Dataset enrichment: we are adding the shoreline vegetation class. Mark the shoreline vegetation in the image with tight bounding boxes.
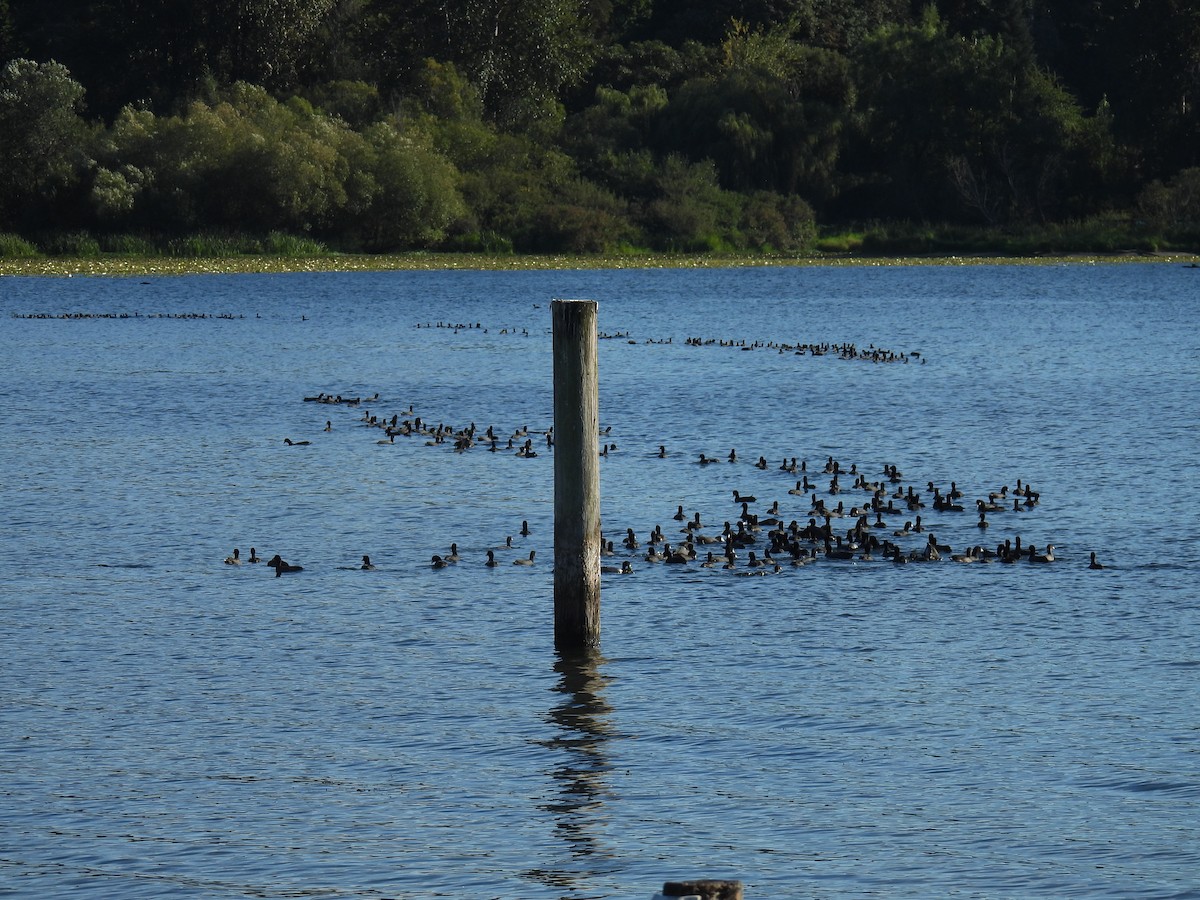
[3,249,1197,278]
[5,10,1199,278]
[3,225,1198,278]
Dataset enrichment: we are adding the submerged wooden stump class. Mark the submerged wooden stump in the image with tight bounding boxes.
[662,879,744,900]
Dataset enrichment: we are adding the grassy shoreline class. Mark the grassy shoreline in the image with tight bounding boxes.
[2,249,1199,277]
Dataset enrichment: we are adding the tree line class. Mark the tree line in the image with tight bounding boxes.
[1,0,1198,255]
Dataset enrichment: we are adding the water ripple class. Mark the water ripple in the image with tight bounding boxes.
[2,264,1197,898]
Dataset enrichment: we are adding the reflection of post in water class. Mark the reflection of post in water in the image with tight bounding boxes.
[547,649,612,856]
[526,648,614,892]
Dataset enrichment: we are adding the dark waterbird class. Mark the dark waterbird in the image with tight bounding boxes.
[267,554,303,576]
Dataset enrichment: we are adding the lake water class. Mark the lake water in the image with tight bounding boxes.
[1,262,1198,899]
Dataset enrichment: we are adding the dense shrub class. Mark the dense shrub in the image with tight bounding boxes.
[99,233,157,255]
[739,192,817,252]
[0,232,40,257]
[263,231,329,255]
[166,233,260,257]
[1138,168,1200,233]
[526,178,635,253]
[36,230,101,256]
[94,83,468,249]
[639,155,742,251]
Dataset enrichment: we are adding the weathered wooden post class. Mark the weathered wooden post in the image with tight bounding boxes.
[552,299,601,650]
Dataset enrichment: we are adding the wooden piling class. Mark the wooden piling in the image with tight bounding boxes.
[552,299,601,650]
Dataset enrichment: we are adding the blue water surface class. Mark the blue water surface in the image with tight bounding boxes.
[1,262,1198,898]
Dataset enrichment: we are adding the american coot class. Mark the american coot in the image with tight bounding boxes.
[267,554,303,576]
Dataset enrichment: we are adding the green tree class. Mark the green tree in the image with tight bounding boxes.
[584,0,653,44]
[632,0,764,45]
[651,20,853,202]
[850,9,1114,223]
[356,120,467,249]
[562,82,668,181]
[298,79,382,129]
[97,83,469,247]
[359,0,594,130]
[295,0,376,86]
[0,58,94,229]
[399,59,618,251]
[1039,0,1200,178]
[582,39,709,99]
[799,0,914,51]
[10,0,339,117]
[0,0,17,61]
[627,0,910,48]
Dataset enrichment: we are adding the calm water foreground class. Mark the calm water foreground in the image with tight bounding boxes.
[1,263,1198,899]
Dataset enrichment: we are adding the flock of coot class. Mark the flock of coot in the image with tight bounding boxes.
[234,367,1107,575]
